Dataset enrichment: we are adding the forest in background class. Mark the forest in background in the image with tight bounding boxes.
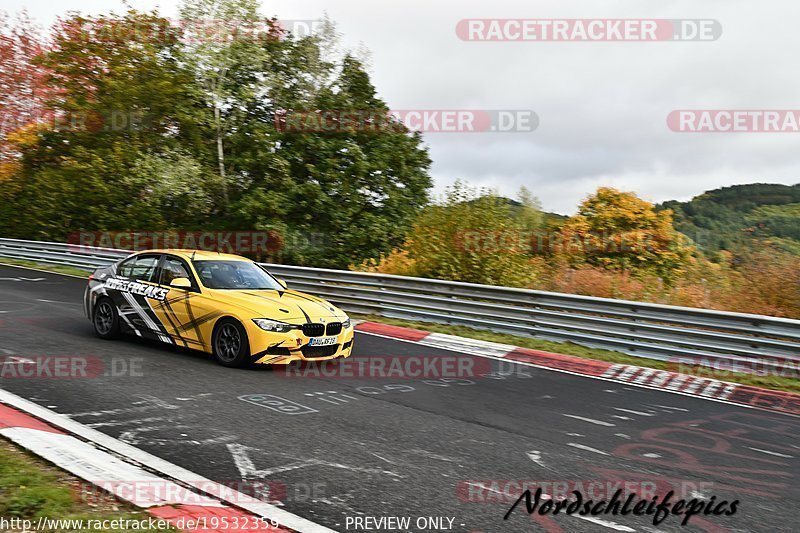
[1,2,798,318]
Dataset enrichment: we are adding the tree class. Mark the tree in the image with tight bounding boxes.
[0,12,50,162]
[7,10,210,239]
[179,0,278,207]
[558,187,692,283]
[360,182,541,287]
[271,55,431,267]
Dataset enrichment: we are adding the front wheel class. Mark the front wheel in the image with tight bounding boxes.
[93,298,120,340]
[212,319,251,368]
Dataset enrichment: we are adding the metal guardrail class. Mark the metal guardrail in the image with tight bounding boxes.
[1,237,799,371]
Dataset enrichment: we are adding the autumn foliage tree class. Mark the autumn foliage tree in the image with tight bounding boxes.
[555,187,692,283]
[358,182,544,287]
[0,12,50,162]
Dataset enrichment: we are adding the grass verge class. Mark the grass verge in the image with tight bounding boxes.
[0,437,176,531]
[353,314,800,394]
[0,257,90,277]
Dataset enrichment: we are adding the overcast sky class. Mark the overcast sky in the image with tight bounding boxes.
[4,0,799,213]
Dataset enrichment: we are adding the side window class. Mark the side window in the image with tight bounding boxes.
[160,257,195,289]
[117,258,135,278]
[119,255,159,282]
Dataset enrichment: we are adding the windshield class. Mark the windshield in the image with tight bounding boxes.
[193,260,283,290]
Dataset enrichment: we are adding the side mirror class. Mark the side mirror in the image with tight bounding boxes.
[170,277,192,289]
[276,278,288,289]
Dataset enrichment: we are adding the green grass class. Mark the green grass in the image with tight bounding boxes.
[0,257,90,277]
[0,437,176,531]
[353,314,800,394]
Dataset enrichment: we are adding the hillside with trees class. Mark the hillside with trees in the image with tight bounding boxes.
[359,183,800,318]
[660,183,800,256]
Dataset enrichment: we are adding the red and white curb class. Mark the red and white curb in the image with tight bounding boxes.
[0,389,336,533]
[355,322,800,417]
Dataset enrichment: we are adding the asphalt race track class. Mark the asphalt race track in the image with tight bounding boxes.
[0,264,797,533]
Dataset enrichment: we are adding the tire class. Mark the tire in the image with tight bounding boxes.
[93,297,120,340]
[212,318,251,368]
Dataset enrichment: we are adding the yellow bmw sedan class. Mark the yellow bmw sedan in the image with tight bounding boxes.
[83,250,354,367]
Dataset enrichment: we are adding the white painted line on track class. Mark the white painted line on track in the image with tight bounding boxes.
[562,414,615,427]
[577,516,636,531]
[0,426,222,508]
[567,443,610,455]
[746,447,793,458]
[613,408,655,417]
[357,330,800,418]
[0,388,337,533]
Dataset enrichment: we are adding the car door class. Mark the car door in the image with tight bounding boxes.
[152,254,220,351]
[111,253,173,342]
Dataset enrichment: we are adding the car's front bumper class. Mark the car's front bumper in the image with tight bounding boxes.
[248,324,356,365]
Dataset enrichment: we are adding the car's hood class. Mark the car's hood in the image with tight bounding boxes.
[210,288,345,322]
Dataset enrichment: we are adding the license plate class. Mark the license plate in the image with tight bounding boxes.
[308,336,337,346]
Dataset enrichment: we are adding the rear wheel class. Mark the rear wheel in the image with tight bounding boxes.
[93,298,120,339]
[212,319,251,368]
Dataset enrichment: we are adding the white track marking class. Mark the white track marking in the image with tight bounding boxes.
[68,395,179,418]
[370,452,397,465]
[577,516,636,531]
[567,443,609,455]
[86,417,166,428]
[563,414,615,427]
[747,447,793,458]
[36,298,79,305]
[614,408,655,417]
[526,450,547,468]
[228,443,403,479]
[0,427,221,508]
[649,404,689,412]
[0,390,335,533]
[357,330,798,418]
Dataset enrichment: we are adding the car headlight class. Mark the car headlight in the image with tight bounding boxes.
[342,318,351,329]
[252,318,295,333]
